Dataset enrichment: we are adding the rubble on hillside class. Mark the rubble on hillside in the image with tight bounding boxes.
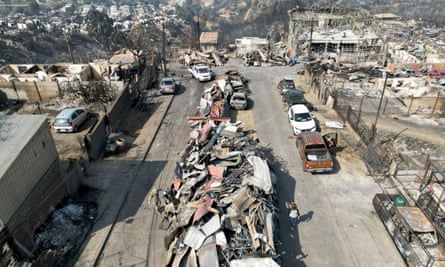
[179,50,227,67]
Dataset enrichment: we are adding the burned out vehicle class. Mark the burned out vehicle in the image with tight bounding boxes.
[373,193,445,267]
[230,92,248,110]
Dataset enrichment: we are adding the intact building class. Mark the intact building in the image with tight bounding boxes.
[0,115,69,258]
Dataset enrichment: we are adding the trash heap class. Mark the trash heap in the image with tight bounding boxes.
[156,91,280,266]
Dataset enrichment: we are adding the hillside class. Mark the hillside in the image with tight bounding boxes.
[1,0,443,65]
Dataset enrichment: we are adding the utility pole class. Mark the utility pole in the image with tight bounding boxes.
[372,71,388,140]
[162,23,167,77]
[197,12,201,51]
[64,32,75,64]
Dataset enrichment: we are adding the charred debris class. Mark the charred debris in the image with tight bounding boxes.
[154,72,281,267]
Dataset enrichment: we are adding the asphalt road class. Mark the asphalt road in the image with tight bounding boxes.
[75,59,406,267]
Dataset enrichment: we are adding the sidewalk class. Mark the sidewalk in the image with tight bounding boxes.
[74,94,174,266]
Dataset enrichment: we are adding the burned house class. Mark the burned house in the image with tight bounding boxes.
[235,37,269,57]
[288,8,384,61]
[0,115,73,259]
[200,31,219,53]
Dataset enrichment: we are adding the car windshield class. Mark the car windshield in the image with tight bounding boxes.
[198,68,209,73]
[294,112,312,122]
[233,96,245,101]
[162,80,174,86]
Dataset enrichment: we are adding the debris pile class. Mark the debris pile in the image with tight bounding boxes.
[218,70,251,111]
[31,200,97,265]
[190,81,231,121]
[181,50,227,67]
[243,49,287,67]
[155,116,280,266]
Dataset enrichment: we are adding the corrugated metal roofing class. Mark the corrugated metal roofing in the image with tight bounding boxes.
[0,115,48,179]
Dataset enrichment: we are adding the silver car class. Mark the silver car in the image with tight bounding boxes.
[53,107,90,133]
[159,77,176,94]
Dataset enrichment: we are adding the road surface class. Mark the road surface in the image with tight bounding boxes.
[75,59,405,267]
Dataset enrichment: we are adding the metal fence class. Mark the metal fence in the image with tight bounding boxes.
[333,92,389,175]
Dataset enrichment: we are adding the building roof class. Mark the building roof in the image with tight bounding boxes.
[109,50,138,65]
[0,115,48,179]
[373,13,400,20]
[200,32,218,44]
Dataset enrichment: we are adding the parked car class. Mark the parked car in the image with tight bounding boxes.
[189,64,212,82]
[368,66,393,78]
[159,77,177,94]
[230,92,248,110]
[282,90,314,111]
[295,131,336,173]
[436,40,445,46]
[288,104,317,135]
[394,65,416,77]
[400,65,415,74]
[53,107,90,133]
[277,76,297,95]
[427,69,444,78]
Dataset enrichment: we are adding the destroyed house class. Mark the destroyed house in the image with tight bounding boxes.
[235,37,269,56]
[200,31,219,53]
[288,8,383,57]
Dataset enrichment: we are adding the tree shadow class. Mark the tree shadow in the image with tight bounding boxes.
[299,211,314,223]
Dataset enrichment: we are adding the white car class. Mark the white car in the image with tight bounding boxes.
[288,104,317,135]
[53,107,90,133]
[189,64,212,82]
